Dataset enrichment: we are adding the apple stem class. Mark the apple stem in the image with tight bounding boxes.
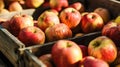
[67,42,72,47]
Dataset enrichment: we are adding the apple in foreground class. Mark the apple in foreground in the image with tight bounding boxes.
[18,26,45,47]
[49,0,68,11]
[88,36,117,63]
[94,7,110,24]
[45,23,72,42]
[80,12,104,33]
[38,54,53,67]
[9,14,34,36]
[79,45,88,57]
[79,56,109,67]
[52,40,83,67]
[37,10,60,32]
[60,7,81,29]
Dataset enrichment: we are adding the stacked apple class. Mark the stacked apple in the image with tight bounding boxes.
[38,35,118,67]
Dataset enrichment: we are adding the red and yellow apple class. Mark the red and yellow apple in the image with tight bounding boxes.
[88,36,117,63]
[18,26,45,47]
[52,40,83,67]
[60,7,81,29]
[9,14,34,36]
[79,56,109,67]
[37,10,60,32]
[45,23,72,42]
[80,12,104,33]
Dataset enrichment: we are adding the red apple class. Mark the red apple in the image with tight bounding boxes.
[52,40,83,67]
[80,12,104,33]
[25,0,44,8]
[45,23,72,42]
[88,36,117,63]
[79,56,109,67]
[94,7,110,24]
[18,26,45,47]
[49,0,69,11]
[9,14,34,36]
[102,21,120,46]
[37,10,60,32]
[60,7,81,29]
[69,2,85,13]
[8,1,23,12]
[38,54,53,67]
[79,45,88,57]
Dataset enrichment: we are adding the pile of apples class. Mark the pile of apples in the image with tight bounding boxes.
[38,35,120,67]
[0,0,44,14]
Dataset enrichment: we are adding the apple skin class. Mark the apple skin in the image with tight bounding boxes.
[79,45,88,57]
[52,40,83,67]
[88,36,117,63]
[18,26,45,47]
[94,7,110,24]
[60,7,81,29]
[45,23,72,42]
[38,54,53,67]
[0,0,4,10]
[49,0,69,11]
[69,2,85,13]
[8,1,23,12]
[79,56,109,67]
[0,9,9,14]
[80,12,104,33]
[37,10,60,32]
[102,21,120,46]
[9,14,34,36]
[25,0,44,8]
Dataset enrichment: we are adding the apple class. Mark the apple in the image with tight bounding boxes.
[114,15,120,24]
[60,7,81,29]
[37,10,60,32]
[38,54,53,67]
[102,21,120,46]
[9,14,34,36]
[79,56,109,67]
[94,7,110,24]
[18,26,45,46]
[1,20,10,30]
[8,1,23,12]
[79,45,88,57]
[88,36,117,63]
[0,0,4,10]
[80,12,104,33]
[45,23,72,42]
[0,9,9,14]
[47,9,59,16]
[25,0,44,8]
[69,2,85,13]
[52,40,83,67]
[49,0,69,11]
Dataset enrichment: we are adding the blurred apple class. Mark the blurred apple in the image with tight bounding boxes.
[94,7,110,24]
[79,45,88,57]
[18,26,45,46]
[80,12,104,33]
[8,1,23,12]
[60,7,81,29]
[1,20,10,30]
[79,56,109,67]
[52,40,83,67]
[37,10,60,32]
[25,0,44,8]
[49,0,68,11]
[69,2,85,13]
[9,14,34,36]
[88,36,117,63]
[114,15,120,24]
[38,54,53,67]
[0,0,4,10]
[0,9,9,14]
[45,23,72,42]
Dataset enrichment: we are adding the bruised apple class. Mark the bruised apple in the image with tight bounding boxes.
[79,56,109,67]
[88,36,117,63]
[9,14,34,36]
[60,7,81,29]
[52,40,83,67]
[45,23,72,42]
[80,12,104,33]
[37,10,60,32]
[49,0,68,11]
[18,26,45,46]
